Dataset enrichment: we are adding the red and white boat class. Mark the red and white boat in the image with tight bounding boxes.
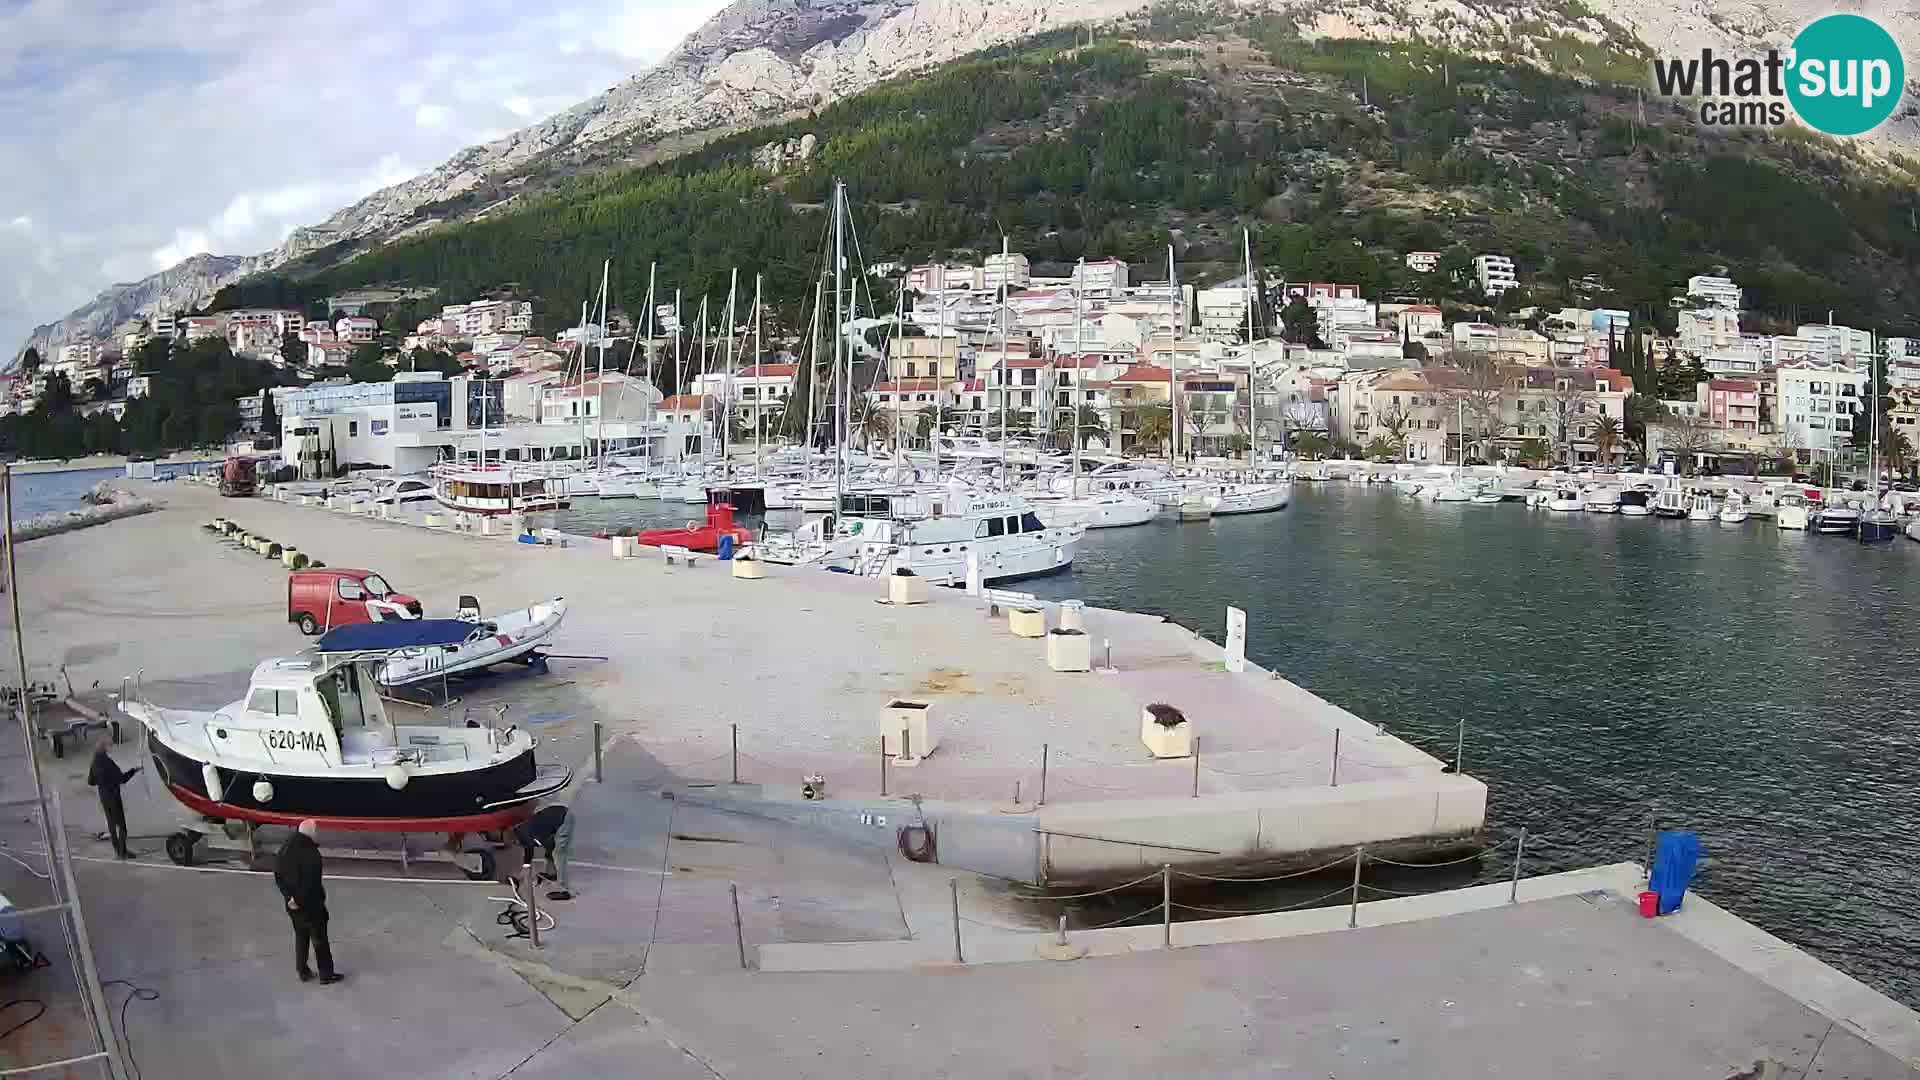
[431,463,568,515]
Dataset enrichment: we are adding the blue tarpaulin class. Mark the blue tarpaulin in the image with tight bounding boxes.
[315,619,473,653]
[1650,830,1701,915]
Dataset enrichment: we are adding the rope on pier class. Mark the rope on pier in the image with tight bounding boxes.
[1080,902,1168,930]
[1045,772,1158,794]
[1170,884,1356,917]
[1363,838,1508,869]
[1003,870,1164,901]
[1172,852,1357,883]
[1356,882,1426,898]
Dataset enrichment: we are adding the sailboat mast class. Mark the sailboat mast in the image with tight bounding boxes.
[1167,243,1178,466]
[892,283,904,474]
[721,269,738,461]
[934,281,945,479]
[998,233,1010,492]
[1243,228,1256,466]
[753,272,763,476]
[1072,257,1083,496]
[833,180,847,498]
[806,272,824,481]
[576,298,590,464]
[593,260,610,471]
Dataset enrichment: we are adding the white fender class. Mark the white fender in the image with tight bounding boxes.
[202,764,225,803]
[384,764,411,791]
[252,780,274,803]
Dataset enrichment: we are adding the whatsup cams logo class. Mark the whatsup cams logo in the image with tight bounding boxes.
[1651,14,1906,136]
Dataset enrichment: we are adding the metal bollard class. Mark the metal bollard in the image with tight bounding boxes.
[731,882,748,969]
[1645,810,1657,882]
[1056,913,1069,947]
[731,723,739,784]
[880,736,888,797]
[1347,846,1363,928]
[951,878,964,963]
[525,864,541,948]
[1103,639,1112,669]
[1191,736,1200,798]
[1453,719,1465,775]
[1161,864,1172,949]
[592,721,603,783]
[1510,828,1526,904]
[1038,742,1049,806]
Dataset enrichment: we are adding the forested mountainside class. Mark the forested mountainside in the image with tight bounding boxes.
[210,8,1920,340]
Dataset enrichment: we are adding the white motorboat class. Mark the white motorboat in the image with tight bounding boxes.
[838,492,1082,585]
[117,646,572,834]
[371,477,437,507]
[1205,484,1290,515]
[1582,487,1621,514]
[1427,481,1473,503]
[1547,487,1583,512]
[1812,499,1862,534]
[1906,517,1920,543]
[363,598,568,687]
[1031,492,1159,529]
[1717,491,1750,524]
[596,472,659,499]
[1618,490,1652,517]
[1686,491,1716,520]
[1653,488,1688,519]
[432,464,568,515]
[1775,491,1811,530]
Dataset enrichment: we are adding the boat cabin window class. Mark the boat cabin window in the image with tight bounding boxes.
[1005,515,1019,534]
[337,578,365,601]
[1020,512,1044,533]
[247,689,298,715]
[978,517,1005,538]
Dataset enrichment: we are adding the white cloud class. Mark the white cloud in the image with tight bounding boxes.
[0,0,721,352]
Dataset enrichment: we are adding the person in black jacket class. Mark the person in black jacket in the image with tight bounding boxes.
[513,804,573,901]
[274,820,341,984]
[85,735,139,858]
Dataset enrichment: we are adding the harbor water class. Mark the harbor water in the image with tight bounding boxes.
[26,470,1920,1005]
[549,482,1920,1004]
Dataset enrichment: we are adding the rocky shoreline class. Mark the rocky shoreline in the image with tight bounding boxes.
[11,480,157,545]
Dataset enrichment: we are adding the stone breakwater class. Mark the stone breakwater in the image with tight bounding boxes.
[11,480,157,543]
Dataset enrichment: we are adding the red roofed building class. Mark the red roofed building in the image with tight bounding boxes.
[867,378,952,420]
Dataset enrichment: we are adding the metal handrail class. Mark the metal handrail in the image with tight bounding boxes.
[1032,827,1222,856]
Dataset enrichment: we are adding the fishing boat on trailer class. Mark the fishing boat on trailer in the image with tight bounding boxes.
[432,463,568,515]
[117,646,572,847]
[314,599,569,687]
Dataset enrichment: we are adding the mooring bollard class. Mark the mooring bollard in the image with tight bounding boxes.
[1645,810,1657,882]
[1348,846,1364,928]
[592,721,603,783]
[951,878,964,964]
[731,723,739,784]
[879,736,888,797]
[1510,827,1527,904]
[1038,742,1049,806]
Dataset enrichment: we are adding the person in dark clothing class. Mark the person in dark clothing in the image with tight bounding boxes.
[274,820,341,984]
[512,804,573,901]
[85,735,139,858]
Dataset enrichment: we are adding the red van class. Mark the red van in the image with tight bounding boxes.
[287,569,423,636]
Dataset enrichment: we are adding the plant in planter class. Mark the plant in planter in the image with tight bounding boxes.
[1140,702,1192,758]
[1045,626,1091,672]
[731,547,766,579]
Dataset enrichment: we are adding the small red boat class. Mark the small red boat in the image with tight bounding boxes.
[633,490,754,553]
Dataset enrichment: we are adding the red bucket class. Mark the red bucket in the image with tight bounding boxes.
[1638,890,1659,919]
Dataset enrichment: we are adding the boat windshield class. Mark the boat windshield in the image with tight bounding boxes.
[363,574,391,597]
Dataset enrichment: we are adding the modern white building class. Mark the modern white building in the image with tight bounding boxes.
[1795,323,1873,365]
[1404,251,1441,273]
[1071,258,1129,295]
[1685,275,1743,310]
[149,311,177,338]
[1396,305,1444,340]
[1776,362,1868,455]
[1195,287,1249,340]
[1678,307,1742,354]
[335,317,379,343]
[1473,254,1518,296]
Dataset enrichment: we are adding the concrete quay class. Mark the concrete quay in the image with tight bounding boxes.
[4,482,1920,1077]
[21,480,1484,885]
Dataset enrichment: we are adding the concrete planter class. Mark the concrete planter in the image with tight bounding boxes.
[880,699,937,763]
[1140,703,1192,759]
[480,516,498,536]
[1058,599,1086,633]
[423,513,443,529]
[281,549,302,568]
[610,536,637,559]
[1046,628,1091,672]
[328,496,350,512]
[731,557,766,580]
[300,495,316,507]
[1009,607,1047,638]
[888,571,929,605]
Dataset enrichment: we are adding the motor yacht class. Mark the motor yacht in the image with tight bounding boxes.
[1717,491,1750,524]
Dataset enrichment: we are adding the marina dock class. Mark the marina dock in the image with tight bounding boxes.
[4,481,1919,1077]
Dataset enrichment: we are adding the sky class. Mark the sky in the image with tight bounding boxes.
[0,0,727,353]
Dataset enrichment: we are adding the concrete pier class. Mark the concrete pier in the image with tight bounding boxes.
[5,482,1919,1078]
[19,481,1483,885]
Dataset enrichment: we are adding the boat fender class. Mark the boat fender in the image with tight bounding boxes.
[252,780,274,804]
[202,764,224,803]
[385,764,411,791]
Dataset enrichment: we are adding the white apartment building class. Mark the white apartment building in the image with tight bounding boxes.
[1473,254,1518,296]
[149,311,177,338]
[183,316,222,340]
[1776,362,1867,455]
[1195,287,1249,340]
[1685,274,1743,310]
[57,341,95,372]
[1678,307,1742,353]
[1312,297,1377,345]
[537,371,663,426]
[1404,251,1441,273]
[1396,305,1443,340]
[1795,323,1873,365]
[1071,258,1129,295]
[982,252,1032,292]
[904,264,983,294]
[335,316,378,343]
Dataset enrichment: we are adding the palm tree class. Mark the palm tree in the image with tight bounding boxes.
[1590,415,1621,464]
[1071,404,1108,450]
[1291,431,1330,460]
[1133,407,1173,456]
[851,394,891,449]
[1364,435,1400,462]
[1884,430,1914,478]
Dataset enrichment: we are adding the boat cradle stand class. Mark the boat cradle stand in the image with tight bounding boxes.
[165,820,502,882]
